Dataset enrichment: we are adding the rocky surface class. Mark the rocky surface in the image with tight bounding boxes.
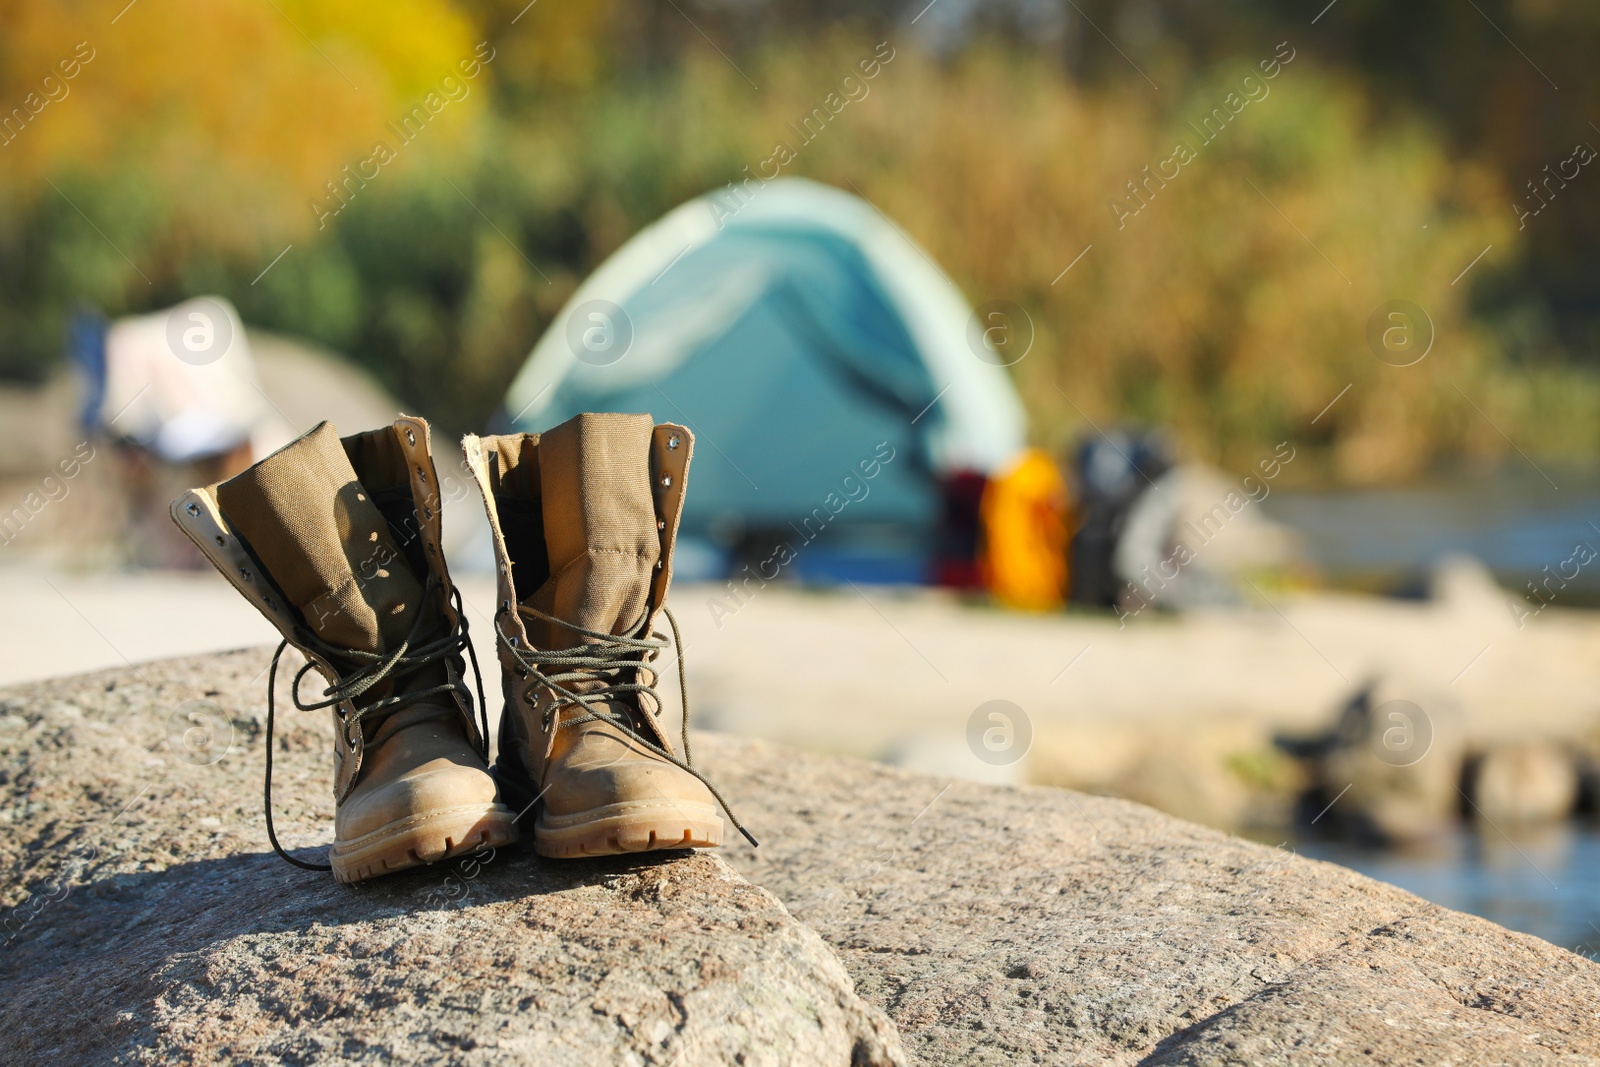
[3,650,1599,1066]
[9,567,1600,842]
[0,651,905,1066]
[705,734,1600,1066]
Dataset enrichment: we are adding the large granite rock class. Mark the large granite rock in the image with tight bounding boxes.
[4,650,1598,1066]
[704,735,1600,1066]
[0,651,905,1066]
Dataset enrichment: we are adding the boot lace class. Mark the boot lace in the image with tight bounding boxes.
[262,575,489,871]
[497,603,758,848]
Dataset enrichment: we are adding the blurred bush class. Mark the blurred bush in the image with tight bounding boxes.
[0,2,1594,481]
[0,0,484,373]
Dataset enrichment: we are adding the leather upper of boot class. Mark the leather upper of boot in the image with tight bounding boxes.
[535,723,715,826]
[333,708,502,840]
[214,421,490,821]
[217,422,425,657]
[488,413,717,818]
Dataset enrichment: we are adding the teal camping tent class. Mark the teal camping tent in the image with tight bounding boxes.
[499,179,1027,581]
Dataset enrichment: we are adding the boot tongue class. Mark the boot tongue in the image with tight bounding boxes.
[217,422,427,657]
[528,412,659,650]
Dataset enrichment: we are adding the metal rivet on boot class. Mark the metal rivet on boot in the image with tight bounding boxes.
[184,502,200,517]
[416,466,428,483]
[239,567,252,581]
[405,428,416,446]
[667,434,681,450]
[214,535,226,546]
[660,475,672,488]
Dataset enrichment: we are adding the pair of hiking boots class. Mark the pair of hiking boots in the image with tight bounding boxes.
[171,412,750,884]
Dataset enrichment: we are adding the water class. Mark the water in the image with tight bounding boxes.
[1261,465,1600,601]
[1261,467,1600,954]
[1300,825,1600,956]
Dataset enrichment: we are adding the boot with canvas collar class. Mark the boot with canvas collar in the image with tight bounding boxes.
[462,412,755,858]
[171,416,517,883]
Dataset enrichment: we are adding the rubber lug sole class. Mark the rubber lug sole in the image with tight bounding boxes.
[534,799,722,859]
[329,803,519,885]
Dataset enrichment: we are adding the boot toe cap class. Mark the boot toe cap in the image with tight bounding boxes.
[541,728,717,819]
[336,757,503,841]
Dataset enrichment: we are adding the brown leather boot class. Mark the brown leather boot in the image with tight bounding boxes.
[172,416,517,883]
[462,412,754,858]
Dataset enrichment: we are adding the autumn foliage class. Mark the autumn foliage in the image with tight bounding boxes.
[0,1,1593,482]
